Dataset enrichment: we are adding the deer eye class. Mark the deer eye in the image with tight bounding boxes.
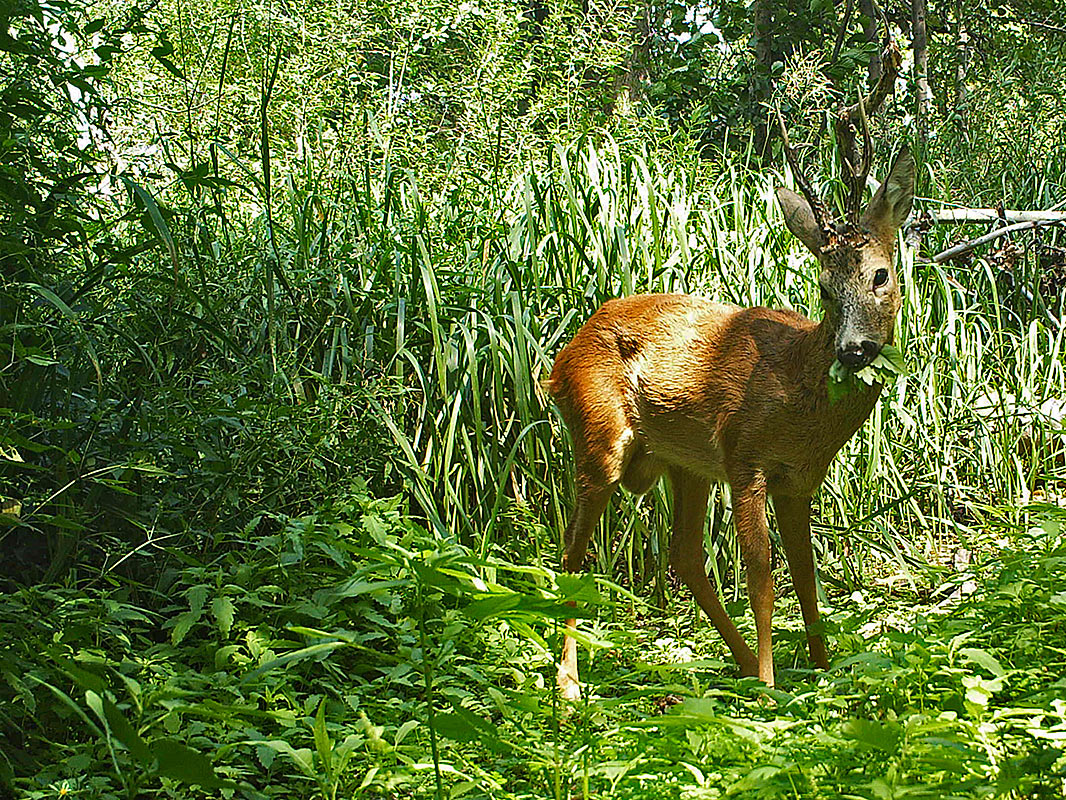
[873,268,890,289]
[819,284,833,303]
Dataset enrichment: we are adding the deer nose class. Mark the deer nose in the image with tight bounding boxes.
[837,340,880,369]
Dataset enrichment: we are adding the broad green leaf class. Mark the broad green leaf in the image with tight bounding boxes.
[829,359,850,383]
[55,658,107,693]
[827,344,906,403]
[171,609,201,645]
[394,719,419,746]
[211,596,235,636]
[313,700,332,776]
[828,372,851,405]
[876,343,908,374]
[149,44,186,80]
[960,647,1006,678]
[152,739,230,789]
[463,593,521,619]
[434,713,479,743]
[186,583,210,615]
[94,693,153,764]
[358,767,380,792]
[842,719,901,754]
[121,178,180,274]
[962,674,1003,707]
[239,641,346,684]
[555,573,602,602]
[463,592,595,622]
[247,741,316,777]
[255,744,275,769]
[315,578,407,605]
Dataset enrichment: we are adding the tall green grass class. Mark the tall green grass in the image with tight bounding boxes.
[260,134,1066,603]
[24,116,1060,600]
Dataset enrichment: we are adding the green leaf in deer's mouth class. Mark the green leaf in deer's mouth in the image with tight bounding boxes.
[828,344,907,404]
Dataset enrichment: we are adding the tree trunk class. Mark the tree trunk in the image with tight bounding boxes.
[859,0,881,85]
[912,0,933,137]
[954,0,970,139]
[615,1,653,111]
[752,0,776,155]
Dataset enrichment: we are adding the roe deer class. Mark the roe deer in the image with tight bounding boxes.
[546,68,913,694]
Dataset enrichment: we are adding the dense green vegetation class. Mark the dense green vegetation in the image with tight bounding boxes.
[2,0,1066,796]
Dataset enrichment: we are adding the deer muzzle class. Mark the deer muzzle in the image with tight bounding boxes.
[836,339,881,369]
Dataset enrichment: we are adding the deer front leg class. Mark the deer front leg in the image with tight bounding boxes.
[667,467,758,677]
[733,474,775,686]
[773,494,829,670]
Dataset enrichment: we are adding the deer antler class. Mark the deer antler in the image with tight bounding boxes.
[840,91,873,224]
[776,105,835,244]
[776,13,901,235]
[834,24,902,226]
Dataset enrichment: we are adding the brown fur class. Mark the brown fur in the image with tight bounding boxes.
[550,149,916,691]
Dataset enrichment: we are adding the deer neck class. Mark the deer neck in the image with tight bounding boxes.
[800,317,838,386]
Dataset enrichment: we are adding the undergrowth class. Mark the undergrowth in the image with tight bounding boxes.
[4,482,1065,798]
[4,0,1066,795]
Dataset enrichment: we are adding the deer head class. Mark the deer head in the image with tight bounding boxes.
[774,43,914,370]
[777,148,914,369]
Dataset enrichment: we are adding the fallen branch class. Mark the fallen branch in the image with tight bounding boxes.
[930,209,1066,224]
[932,218,1066,263]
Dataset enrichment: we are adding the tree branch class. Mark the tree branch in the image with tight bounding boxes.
[931,218,1066,263]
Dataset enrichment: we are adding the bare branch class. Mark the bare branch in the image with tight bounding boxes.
[932,218,1066,263]
[843,37,902,125]
[928,209,1066,224]
[829,0,856,70]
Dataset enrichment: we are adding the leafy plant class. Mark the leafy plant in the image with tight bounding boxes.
[828,342,908,404]
[3,0,1066,796]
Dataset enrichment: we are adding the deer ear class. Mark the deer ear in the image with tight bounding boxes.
[776,187,825,256]
[863,146,915,237]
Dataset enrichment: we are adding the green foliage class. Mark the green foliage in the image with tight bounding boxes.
[5,484,1066,797]
[828,344,907,405]
[3,0,1066,795]
[0,482,603,797]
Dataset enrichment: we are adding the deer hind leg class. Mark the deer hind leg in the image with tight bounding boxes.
[772,494,829,669]
[556,407,632,700]
[667,467,758,677]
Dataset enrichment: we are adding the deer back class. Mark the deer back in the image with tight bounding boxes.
[547,292,887,497]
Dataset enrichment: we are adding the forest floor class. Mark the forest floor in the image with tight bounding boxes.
[9,490,1065,799]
